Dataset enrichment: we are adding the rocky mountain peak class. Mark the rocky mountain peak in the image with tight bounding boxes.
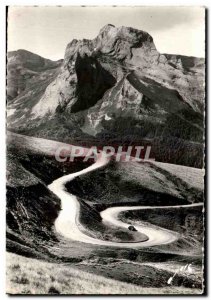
[64,24,157,65]
[7,25,205,166]
[99,23,115,31]
[97,24,154,47]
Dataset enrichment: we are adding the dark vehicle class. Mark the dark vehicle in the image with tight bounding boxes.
[128,225,137,232]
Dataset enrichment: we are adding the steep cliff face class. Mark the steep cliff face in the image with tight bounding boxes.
[30,25,158,118]
[7,25,205,166]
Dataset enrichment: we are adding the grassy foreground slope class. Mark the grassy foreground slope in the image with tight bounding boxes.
[7,253,202,295]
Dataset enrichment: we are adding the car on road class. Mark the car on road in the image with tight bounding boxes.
[128,225,137,232]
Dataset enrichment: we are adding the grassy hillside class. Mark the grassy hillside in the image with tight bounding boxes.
[7,253,203,295]
[6,132,91,258]
[66,160,204,207]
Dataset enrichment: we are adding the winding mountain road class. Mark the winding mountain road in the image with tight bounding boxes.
[48,153,202,248]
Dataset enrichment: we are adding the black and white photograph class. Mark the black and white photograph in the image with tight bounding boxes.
[6,6,205,295]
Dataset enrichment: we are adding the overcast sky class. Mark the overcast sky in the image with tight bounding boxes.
[7,6,205,60]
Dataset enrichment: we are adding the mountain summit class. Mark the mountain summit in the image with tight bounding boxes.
[7,25,205,167]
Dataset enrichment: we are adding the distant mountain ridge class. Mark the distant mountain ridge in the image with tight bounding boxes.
[7,49,62,101]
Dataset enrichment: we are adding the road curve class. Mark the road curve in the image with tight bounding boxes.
[48,153,201,248]
[100,203,203,245]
